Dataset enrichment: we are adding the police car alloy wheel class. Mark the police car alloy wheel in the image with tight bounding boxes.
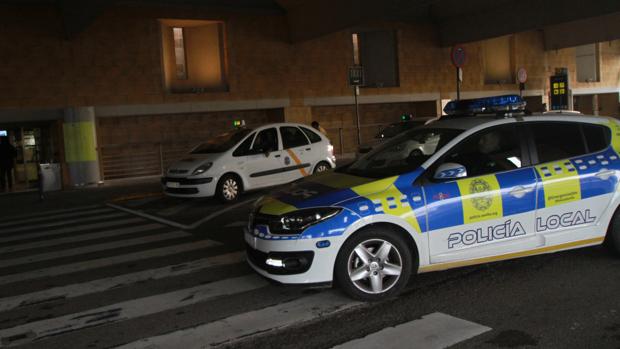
[314,162,330,174]
[335,227,414,301]
[605,208,620,256]
[217,174,241,203]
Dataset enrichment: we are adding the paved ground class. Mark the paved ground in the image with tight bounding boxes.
[0,179,619,349]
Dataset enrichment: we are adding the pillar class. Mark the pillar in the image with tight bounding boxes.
[63,106,101,186]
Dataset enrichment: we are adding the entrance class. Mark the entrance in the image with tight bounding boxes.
[0,122,60,192]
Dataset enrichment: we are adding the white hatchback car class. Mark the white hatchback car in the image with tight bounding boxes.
[162,123,336,202]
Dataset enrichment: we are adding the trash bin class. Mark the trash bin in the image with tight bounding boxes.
[39,163,62,192]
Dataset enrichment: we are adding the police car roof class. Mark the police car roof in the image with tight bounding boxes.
[426,113,610,131]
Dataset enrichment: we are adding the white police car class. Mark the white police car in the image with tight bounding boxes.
[162,123,336,202]
[246,95,620,300]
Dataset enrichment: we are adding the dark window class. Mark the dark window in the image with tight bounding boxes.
[582,124,610,153]
[353,30,399,88]
[253,128,278,153]
[300,127,322,143]
[441,125,522,178]
[530,123,586,163]
[232,132,255,157]
[281,127,309,149]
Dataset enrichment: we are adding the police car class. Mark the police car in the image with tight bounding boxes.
[245,95,620,301]
[162,122,336,202]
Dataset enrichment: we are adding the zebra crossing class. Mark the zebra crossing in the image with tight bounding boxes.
[0,204,491,349]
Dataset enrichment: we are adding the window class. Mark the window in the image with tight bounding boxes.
[576,43,600,83]
[253,128,279,153]
[232,132,256,157]
[352,30,399,88]
[160,19,228,93]
[300,127,322,143]
[343,128,462,179]
[441,125,522,178]
[483,35,514,84]
[582,124,610,153]
[281,127,309,149]
[172,28,188,80]
[530,123,585,163]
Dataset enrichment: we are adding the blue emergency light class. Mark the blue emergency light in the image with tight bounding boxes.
[444,95,526,115]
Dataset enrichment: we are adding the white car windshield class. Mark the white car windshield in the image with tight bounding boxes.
[342,127,463,178]
[191,128,253,154]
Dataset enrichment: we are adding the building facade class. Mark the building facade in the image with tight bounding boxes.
[1,3,619,187]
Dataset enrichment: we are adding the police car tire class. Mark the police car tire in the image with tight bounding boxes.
[604,208,620,256]
[334,227,415,301]
[216,174,242,203]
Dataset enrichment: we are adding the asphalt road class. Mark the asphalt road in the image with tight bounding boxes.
[1,183,619,348]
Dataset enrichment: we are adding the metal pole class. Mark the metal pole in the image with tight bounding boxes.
[456,67,460,101]
[354,86,361,146]
[159,143,164,175]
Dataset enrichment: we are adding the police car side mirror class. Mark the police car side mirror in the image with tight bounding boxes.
[434,162,467,180]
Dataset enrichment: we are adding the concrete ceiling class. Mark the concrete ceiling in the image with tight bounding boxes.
[2,0,619,48]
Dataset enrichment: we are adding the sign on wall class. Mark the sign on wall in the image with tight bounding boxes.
[550,74,570,110]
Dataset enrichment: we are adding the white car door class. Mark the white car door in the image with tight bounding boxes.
[242,127,287,188]
[279,126,313,182]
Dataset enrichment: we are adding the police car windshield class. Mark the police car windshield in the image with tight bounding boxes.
[343,128,463,178]
[191,128,253,154]
[376,121,425,139]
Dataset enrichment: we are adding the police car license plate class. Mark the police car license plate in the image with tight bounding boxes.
[166,182,180,188]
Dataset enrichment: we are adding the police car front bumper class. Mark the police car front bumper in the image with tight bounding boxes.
[244,228,342,284]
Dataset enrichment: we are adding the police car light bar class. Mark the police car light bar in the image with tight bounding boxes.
[443,95,527,116]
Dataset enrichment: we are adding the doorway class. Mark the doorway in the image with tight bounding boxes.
[0,122,60,192]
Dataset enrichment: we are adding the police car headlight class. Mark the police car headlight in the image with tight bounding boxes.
[270,207,342,235]
[192,162,212,176]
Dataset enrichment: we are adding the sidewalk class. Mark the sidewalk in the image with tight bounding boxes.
[0,177,162,219]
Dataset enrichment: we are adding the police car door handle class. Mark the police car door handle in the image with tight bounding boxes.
[305,148,311,151]
[274,154,281,158]
[509,186,533,199]
[595,169,615,180]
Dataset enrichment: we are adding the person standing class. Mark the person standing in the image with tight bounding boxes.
[0,136,17,192]
[311,121,327,136]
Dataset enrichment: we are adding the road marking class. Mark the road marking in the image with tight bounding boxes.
[114,291,361,349]
[186,198,256,229]
[0,231,190,268]
[224,221,248,228]
[108,197,256,230]
[0,218,144,244]
[332,312,491,349]
[0,223,164,254]
[0,212,129,235]
[0,252,245,312]
[0,240,220,285]
[0,205,101,223]
[0,275,268,347]
[0,208,114,229]
[156,203,193,217]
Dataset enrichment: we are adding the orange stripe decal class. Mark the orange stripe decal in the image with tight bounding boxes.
[286,149,309,176]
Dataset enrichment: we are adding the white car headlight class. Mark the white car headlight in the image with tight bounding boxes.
[192,162,213,176]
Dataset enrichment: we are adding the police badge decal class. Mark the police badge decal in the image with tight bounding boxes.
[469,179,493,211]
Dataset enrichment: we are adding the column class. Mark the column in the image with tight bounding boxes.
[63,106,101,186]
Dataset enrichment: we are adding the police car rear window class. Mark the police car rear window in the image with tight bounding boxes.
[582,124,610,153]
[530,122,610,164]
